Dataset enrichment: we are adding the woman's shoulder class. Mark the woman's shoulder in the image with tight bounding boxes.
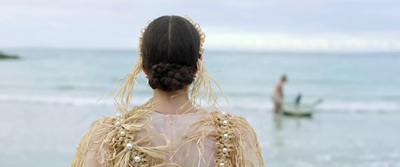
[72,109,164,166]
[195,110,260,147]
[198,110,264,166]
[200,110,253,129]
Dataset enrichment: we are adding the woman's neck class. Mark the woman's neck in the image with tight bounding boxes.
[152,88,197,115]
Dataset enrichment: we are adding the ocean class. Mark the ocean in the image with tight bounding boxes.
[0,48,399,167]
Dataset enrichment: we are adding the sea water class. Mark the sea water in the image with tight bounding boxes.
[0,48,399,167]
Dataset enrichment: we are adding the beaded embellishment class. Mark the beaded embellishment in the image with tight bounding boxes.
[214,111,234,167]
[114,113,151,166]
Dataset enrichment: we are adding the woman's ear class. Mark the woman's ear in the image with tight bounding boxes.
[142,67,148,78]
[194,54,202,76]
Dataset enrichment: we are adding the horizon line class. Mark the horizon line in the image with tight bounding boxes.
[2,46,400,54]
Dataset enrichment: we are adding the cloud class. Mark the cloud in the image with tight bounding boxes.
[204,28,400,51]
[0,0,399,51]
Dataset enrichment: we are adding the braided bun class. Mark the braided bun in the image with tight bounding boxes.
[148,63,195,91]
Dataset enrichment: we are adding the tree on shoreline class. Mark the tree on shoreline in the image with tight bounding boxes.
[0,51,19,59]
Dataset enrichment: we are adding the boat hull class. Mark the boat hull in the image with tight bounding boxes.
[282,104,314,117]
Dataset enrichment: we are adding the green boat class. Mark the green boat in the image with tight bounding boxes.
[282,99,322,117]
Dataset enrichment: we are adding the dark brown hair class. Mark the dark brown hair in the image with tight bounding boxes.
[141,15,201,91]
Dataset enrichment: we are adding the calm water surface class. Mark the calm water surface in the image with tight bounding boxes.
[0,49,399,167]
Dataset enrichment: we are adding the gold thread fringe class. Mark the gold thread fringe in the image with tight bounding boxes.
[173,111,265,167]
[113,58,143,114]
[72,100,172,167]
[190,59,228,109]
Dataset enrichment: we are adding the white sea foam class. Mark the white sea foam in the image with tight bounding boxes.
[0,94,114,107]
[318,101,400,113]
[1,94,399,113]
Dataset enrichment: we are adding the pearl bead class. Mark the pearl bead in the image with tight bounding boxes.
[115,121,121,127]
[116,113,121,117]
[134,155,141,162]
[126,143,133,150]
[223,134,228,138]
[222,120,228,125]
[120,131,125,136]
[219,162,224,167]
[222,148,228,153]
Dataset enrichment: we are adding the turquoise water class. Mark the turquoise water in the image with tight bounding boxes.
[0,48,399,166]
[1,49,399,112]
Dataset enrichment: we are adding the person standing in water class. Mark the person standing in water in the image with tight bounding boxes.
[272,74,287,113]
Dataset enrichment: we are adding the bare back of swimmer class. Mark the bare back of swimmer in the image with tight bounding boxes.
[272,75,287,113]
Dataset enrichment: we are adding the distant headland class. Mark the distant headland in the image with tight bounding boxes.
[0,51,19,59]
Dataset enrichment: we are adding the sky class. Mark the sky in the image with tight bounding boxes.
[0,0,399,52]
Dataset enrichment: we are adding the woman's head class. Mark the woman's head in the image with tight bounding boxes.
[141,15,201,91]
[109,15,222,112]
